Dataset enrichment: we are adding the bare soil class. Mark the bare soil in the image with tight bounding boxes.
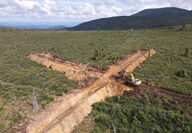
[124,81,192,116]
[26,49,156,133]
[174,25,192,30]
[28,53,103,81]
[18,50,191,133]
[24,49,192,133]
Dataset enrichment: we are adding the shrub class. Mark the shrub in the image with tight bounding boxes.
[141,91,150,104]
[176,69,188,78]
[89,95,192,133]
[92,48,102,60]
[92,48,107,60]
[95,114,111,127]
[0,123,5,129]
[48,47,57,53]
[10,112,22,123]
[184,48,190,58]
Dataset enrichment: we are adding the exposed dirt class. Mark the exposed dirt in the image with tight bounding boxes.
[174,25,192,30]
[71,80,192,133]
[28,53,103,81]
[26,49,156,133]
[124,81,192,116]
[25,48,192,133]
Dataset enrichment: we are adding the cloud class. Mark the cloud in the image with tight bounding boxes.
[0,0,123,21]
[15,0,39,9]
[0,0,10,7]
[0,0,191,22]
[118,0,192,15]
[120,0,192,10]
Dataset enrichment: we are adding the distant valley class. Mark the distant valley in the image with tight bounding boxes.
[0,22,80,29]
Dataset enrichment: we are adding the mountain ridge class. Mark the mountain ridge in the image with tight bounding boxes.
[132,7,191,17]
[67,7,192,30]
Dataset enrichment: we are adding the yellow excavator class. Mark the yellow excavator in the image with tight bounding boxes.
[119,70,142,86]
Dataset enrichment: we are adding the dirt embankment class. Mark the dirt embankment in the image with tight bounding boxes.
[26,49,156,133]
[28,53,103,81]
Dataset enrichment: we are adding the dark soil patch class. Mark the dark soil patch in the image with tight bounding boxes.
[124,81,192,116]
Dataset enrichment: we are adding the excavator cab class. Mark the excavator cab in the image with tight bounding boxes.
[134,79,142,86]
[119,70,142,86]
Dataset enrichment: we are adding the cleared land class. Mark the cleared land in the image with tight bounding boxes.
[0,26,191,132]
[27,52,103,81]
[26,50,155,133]
[73,88,192,133]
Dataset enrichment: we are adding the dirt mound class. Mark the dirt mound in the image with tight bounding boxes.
[174,25,192,30]
[28,53,103,81]
[26,49,156,133]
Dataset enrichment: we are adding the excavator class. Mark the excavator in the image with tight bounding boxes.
[119,70,142,86]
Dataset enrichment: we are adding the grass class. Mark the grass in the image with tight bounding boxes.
[0,26,192,131]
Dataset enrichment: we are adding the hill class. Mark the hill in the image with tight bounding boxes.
[132,7,191,16]
[67,7,192,30]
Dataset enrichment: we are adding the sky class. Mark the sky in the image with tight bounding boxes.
[0,0,192,23]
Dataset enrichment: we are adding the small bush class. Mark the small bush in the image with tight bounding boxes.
[0,123,5,129]
[95,114,111,127]
[37,94,54,107]
[176,69,188,78]
[48,47,57,53]
[10,112,22,123]
[184,48,190,58]
[92,48,105,60]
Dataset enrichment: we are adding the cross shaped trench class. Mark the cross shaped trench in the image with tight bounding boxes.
[26,49,156,133]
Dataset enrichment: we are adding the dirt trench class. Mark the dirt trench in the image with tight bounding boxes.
[26,49,156,133]
[28,53,103,81]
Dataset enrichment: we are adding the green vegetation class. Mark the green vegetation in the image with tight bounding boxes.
[74,90,192,133]
[84,95,192,133]
[0,26,192,131]
[91,48,122,65]
[184,48,191,58]
[176,69,188,78]
[92,48,105,61]
[0,84,27,132]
